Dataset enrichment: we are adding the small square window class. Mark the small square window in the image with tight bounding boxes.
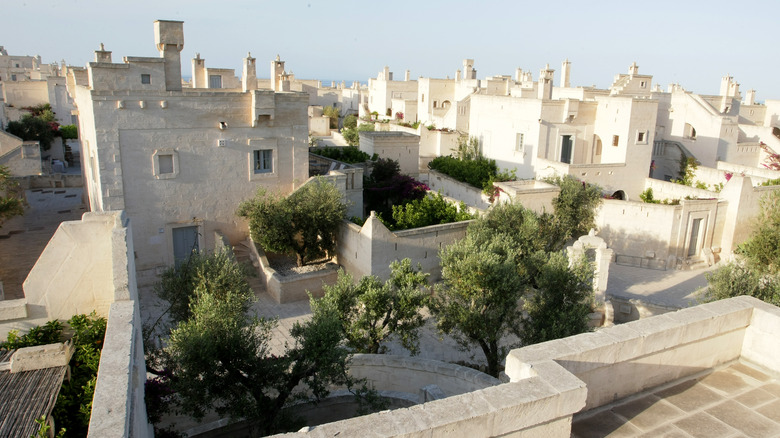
[254,149,272,173]
[141,74,151,84]
[158,154,174,174]
[640,81,646,88]
[612,135,619,147]
[153,149,178,179]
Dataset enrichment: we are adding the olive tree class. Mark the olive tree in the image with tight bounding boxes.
[431,202,596,377]
[238,178,346,266]
[314,258,429,355]
[431,232,525,378]
[146,251,378,436]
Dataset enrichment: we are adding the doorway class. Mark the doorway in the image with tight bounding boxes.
[561,135,573,164]
[173,226,199,265]
[687,218,702,257]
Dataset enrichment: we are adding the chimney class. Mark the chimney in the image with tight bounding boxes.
[243,52,256,92]
[561,59,571,88]
[94,43,112,63]
[154,20,184,91]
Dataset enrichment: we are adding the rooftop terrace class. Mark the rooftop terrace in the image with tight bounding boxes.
[573,361,780,437]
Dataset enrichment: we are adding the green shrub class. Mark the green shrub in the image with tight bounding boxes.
[391,192,474,230]
[428,155,498,190]
[761,177,780,186]
[60,124,78,140]
[1,313,107,437]
[312,146,372,164]
[343,114,358,130]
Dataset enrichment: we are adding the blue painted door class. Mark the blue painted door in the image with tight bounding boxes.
[173,226,199,264]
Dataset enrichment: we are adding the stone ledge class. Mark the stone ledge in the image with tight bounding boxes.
[10,341,73,373]
[0,299,27,321]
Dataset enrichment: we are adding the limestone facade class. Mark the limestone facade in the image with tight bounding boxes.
[69,20,310,284]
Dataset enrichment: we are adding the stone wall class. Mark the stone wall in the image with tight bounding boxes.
[423,170,491,210]
[336,214,471,282]
[246,238,339,304]
[0,211,151,437]
[506,296,770,411]
[14,173,83,189]
[643,177,717,200]
[494,179,560,214]
[346,354,499,399]
[359,131,420,178]
[717,160,779,181]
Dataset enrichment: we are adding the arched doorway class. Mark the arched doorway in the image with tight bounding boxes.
[611,190,626,200]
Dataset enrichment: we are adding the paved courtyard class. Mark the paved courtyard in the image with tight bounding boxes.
[0,188,85,300]
[572,361,780,438]
[606,261,718,308]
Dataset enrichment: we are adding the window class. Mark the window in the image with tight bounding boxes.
[612,135,619,147]
[561,135,573,164]
[640,81,646,88]
[515,133,525,153]
[11,74,16,81]
[254,149,272,173]
[153,149,179,179]
[684,123,697,140]
[421,94,425,103]
[433,101,438,108]
[158,155,174,174]
[209,74,222,89]
[141,74,151,84]
[637,132,645,142]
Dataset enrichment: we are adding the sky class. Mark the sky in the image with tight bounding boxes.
[2,0,779,100]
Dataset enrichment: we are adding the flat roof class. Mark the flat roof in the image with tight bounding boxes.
[572,361,780,437]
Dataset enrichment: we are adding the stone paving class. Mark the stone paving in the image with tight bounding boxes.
[572,361,780,438]
[0,188,86,300]
[606,261,719,309]
[138,268,496,369]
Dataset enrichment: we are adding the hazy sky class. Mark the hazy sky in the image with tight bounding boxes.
[3,0,778,99]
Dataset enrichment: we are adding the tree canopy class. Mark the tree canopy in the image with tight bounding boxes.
[314,258,429,355]
[542,175,603,246]
[238,178,347,266]
[5,104,59,150]
[0,165,24,227]
[146,251,379,436]
[430,202,595,377]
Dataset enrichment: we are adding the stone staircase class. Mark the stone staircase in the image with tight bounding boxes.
[233,240,265,294]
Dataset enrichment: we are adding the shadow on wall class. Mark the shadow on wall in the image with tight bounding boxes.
[597,224,676,270]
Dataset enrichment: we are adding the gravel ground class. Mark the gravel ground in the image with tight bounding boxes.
[266,253,337,276]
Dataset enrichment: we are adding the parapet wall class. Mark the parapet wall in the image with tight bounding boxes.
[423,170,491,210]
[336,215,471,281]
[506,296,774,411]
[246,238,339,304]
[347,354,499,399]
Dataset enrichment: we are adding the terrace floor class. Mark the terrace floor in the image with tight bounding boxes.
[571,361,780,438]
[0,188,85,300]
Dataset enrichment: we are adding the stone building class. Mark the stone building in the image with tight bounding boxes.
[69,20,310,285]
